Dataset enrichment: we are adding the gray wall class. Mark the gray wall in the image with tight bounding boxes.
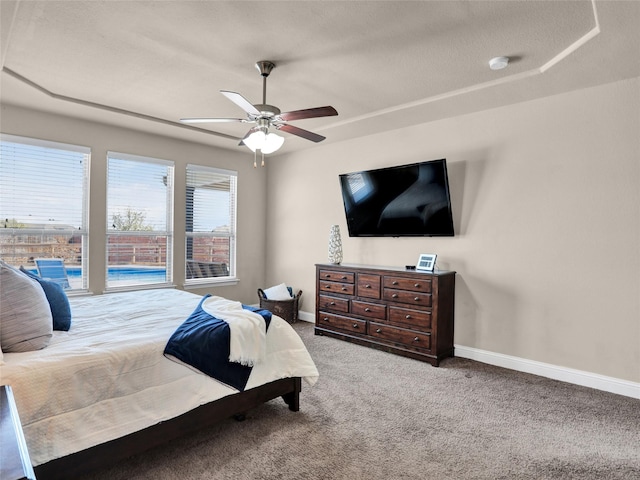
[264,77,640,383]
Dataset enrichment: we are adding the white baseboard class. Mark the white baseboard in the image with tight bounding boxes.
[298,310,315,323]
[299,310,639,399]
[455,345,640,399]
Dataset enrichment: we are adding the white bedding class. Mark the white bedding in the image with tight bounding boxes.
[0,289,319,466]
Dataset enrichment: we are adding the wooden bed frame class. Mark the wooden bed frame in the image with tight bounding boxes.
[33,376,301,480]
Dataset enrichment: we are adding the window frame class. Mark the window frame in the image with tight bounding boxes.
[105,151,175,291]
[184,164,237,287]
[0,133,90,292]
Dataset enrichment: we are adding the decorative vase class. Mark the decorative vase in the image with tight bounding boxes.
[328,224,343,264]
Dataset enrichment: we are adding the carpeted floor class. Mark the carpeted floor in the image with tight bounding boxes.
[79,321,640,480]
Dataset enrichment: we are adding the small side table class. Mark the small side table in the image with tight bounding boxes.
[1,385,36,480]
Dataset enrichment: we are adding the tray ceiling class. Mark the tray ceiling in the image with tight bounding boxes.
[1,0,639,154]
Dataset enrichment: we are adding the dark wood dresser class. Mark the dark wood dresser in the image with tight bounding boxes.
[315,263,455,366]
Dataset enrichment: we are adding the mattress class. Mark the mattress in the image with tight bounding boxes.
[0,289,319,466]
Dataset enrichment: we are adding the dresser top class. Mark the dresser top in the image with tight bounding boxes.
[316,263,455,276]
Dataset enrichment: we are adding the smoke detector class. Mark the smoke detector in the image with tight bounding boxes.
[489,56,510,70]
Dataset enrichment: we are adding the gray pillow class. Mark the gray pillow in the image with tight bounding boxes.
[0,261,53,352]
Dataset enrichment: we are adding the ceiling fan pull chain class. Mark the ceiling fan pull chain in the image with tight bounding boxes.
[253,150,257,168]
[261,151,265,167]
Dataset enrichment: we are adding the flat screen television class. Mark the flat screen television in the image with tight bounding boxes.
[339,159,455,237]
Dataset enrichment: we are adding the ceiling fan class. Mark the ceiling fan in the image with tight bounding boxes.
[180,61,338,156]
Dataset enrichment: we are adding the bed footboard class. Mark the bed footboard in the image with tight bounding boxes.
[33,377,302,480]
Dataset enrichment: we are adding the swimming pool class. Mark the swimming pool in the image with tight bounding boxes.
[105,267,167,283]
[27,266,167,283]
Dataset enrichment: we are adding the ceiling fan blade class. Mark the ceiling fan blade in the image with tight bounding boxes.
[277,123,326,143]
[220,90,261,116]
[279,106,338,122]
[180,117,245,124]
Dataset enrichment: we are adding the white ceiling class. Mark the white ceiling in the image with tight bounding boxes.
[1,0,639,155]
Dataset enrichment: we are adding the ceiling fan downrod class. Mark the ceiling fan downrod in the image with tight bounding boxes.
[256,61,275,105]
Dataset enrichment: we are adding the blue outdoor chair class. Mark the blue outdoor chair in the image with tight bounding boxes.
[35,258,70,289]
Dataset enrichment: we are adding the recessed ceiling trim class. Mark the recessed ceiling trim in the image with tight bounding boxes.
[321,0,601,133]
[2,67,241,141]
[539,0,601,73]
[1,1,603,145]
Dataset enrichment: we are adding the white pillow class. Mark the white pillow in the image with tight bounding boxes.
[263,282,292,301]
[0,261,53,352]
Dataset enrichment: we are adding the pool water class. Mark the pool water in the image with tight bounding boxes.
[104,267,166,282]
[27,266,167,283]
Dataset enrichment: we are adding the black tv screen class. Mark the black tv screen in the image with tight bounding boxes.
[339,159,455,237]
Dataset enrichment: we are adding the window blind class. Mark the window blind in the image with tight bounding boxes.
[0,134,90,290]
[0,135,89,230]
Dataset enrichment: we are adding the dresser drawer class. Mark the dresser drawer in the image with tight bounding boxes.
[389,306,432,330]
[384,289,432,307]
[317,312,366,334]
[356,273,381,299]
[351,300,386,320]
[319,270,355,283]
[383,276,432,293]
[319,280,355,295]
[318,295,350,313]
[369,322,431,350]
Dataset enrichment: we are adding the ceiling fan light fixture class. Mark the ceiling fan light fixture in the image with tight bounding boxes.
[243,130,284,154]
[261,133,285,154]
[243,130,267,152]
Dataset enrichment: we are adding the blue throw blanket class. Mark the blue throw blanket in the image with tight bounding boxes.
[164,295,272,391]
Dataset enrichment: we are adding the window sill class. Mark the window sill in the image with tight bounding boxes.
[183,277,239,290]
[103,283,177,294]
[66,289,92,297]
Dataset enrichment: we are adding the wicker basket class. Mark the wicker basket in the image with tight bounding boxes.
[257,288,302,324]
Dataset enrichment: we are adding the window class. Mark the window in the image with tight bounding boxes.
[185,164,237,284]
[106,152,174,289]
[0,134,90,290]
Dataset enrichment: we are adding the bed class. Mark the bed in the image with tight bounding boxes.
[0,288,319,480]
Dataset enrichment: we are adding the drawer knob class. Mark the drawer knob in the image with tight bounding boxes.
[342,287,347,291]
[365,284,371,288]
[413,337,420,342]
[392,293,398,298]
[414,283,420,288]
[414,297,420,302]
[323,317,330,322]
[342,276,347,280]
[405,314,412,319]
[325,274,330,278]
[392,281,398,285]
[364,308,371,312]
[352,323,359,328]
[330,301,336,306]
[376,328,382,333]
